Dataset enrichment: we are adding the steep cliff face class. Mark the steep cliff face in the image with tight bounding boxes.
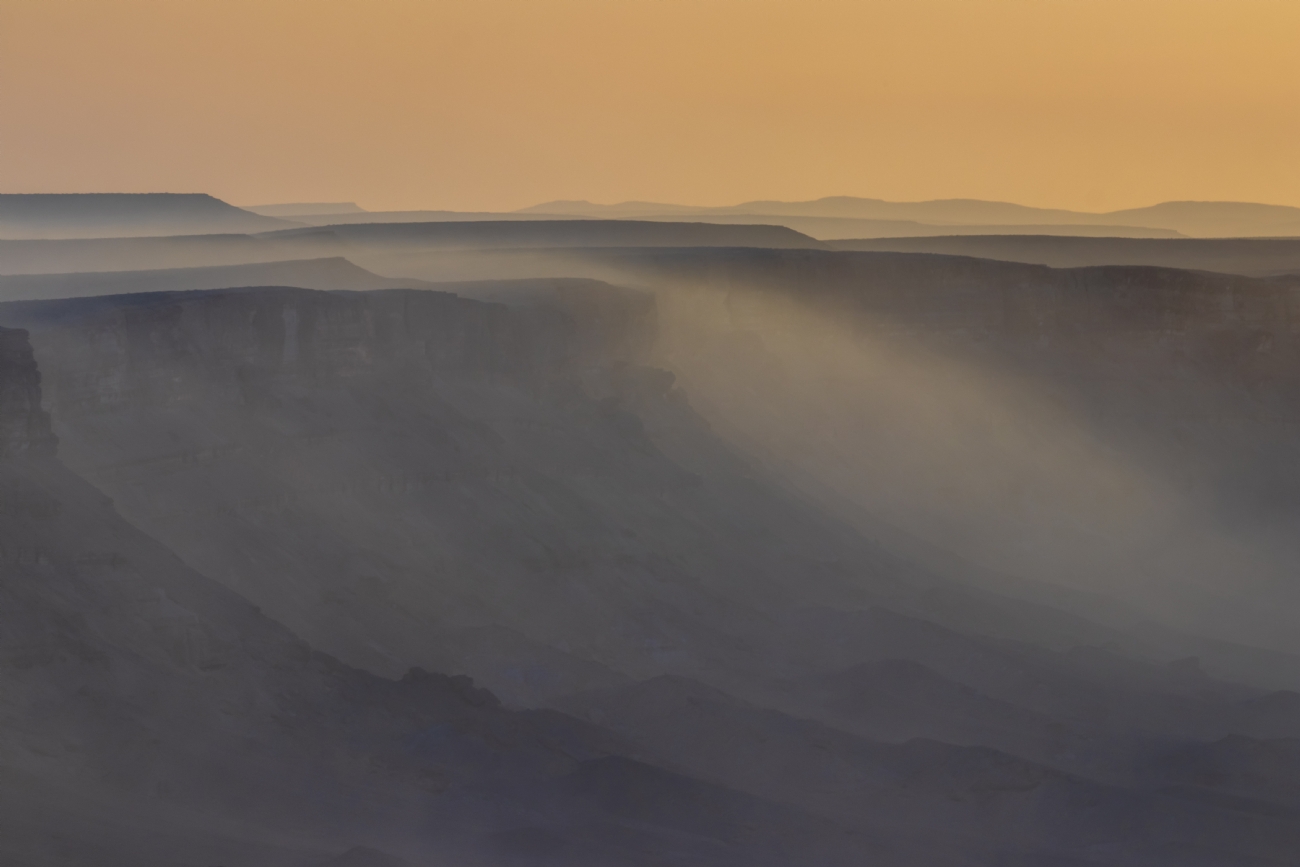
[3,281,653,413]
[0,327,57,458]
[3,283,899,704]
[0,284,1199,700]
[0,301,898,867]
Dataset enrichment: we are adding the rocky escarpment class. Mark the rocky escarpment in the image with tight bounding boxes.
[0,281,654,416]
[3,282,867,703]
[2,281,1156,708]
[0,304,900,867]
[0,327,57,458]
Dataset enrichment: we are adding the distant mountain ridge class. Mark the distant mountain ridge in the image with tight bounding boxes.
[517,196,1300,238]
[266,196,1300,240]
[271,208,1186,240]
[246,202,369,217]
[8,193,1297,242]
[829,235,1300,276]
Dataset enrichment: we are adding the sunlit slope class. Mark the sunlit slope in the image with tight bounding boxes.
[491,247,1300,658]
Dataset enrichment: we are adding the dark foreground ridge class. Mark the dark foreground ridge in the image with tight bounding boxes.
[4,285,1300,865]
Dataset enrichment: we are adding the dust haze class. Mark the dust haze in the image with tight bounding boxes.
[5,173,1300,867]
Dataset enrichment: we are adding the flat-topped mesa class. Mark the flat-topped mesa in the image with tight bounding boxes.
[0,327,57,458]
[0,192,291,239]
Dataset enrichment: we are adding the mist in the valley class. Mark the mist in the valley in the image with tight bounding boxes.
[8,0,1300,860]
[647,279,1300,648]
[337,242,1300,655]
[8,202,1300,866]
[9,226,1299,660]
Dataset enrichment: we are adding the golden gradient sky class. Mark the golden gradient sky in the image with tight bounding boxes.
[1,0,1298,212]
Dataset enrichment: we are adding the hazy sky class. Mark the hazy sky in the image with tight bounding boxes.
[2,0,1298,212]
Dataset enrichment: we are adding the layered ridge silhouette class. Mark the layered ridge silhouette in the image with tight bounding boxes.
[3,197,1300,866]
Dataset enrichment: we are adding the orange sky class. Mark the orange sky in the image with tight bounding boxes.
[1,0,1298,212]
